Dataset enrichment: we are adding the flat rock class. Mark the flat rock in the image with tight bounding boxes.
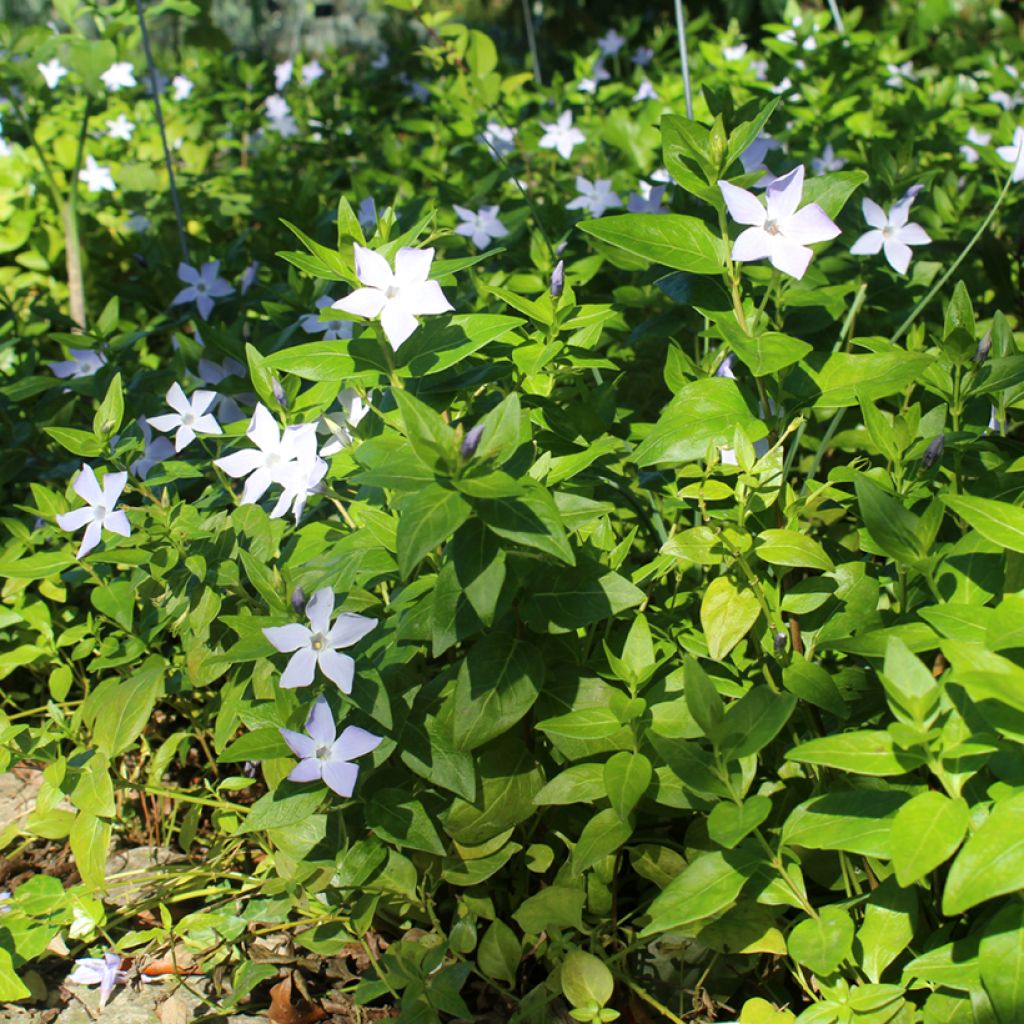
[102,847,187,908]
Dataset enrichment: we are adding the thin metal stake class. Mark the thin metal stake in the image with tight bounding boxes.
[673,0,693,119]
[826,0,845,34]
[521,0,542,85]
[135,0,190,265]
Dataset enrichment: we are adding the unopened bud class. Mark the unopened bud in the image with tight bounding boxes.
[550,259,564,298]
[460,423,485,459]
[773,631,787,654]
[291,586,307,613]
[923,433,945,469]
[974,330,991,363]
[271,377,288,409]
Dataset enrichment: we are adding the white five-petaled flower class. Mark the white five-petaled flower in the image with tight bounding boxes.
[300,295,353,341]
[68,954,127,1010]
[56,465,131,559]
[566,176,622,218]
[632,79,657,102]
[849,186,930,275]
[538,111,585,160]
[597,29,626,57]
[301,59,325,85]
[171,74,193,100]
[811,142,846,175]
[885,60,917,88]
[453,204,508,249]
[172,261,234,321]
[264,588,378,692]
[105,113,135,141]
[332,244,453,350]
[718,164,841,280]
[101,62,136,92]
[723,42,749,61]
[79,155,116,193]
[961,126,992,164]
[130,416,175,480]
[274,59,293,91]
[578,61,610,95]
[38,58,68,89]
[996,126,1024,182]
[319,388,369,456]
[480,121,516,158]
[50,346,107,379]
[777,15,817,50]
[279,695,381,797]
[214,403,325,521]
[148,382,223,452]
[627,182,668,214]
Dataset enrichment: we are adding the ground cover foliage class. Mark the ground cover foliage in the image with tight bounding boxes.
[2,1,1024,1021]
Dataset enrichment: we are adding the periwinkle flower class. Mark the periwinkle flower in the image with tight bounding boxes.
[38,58,68,89]
[461,423,485,459]
[996,126,1024,182]
[538,111,585,160]
[49,347,107,380]
[975,331,992,363]
[148,382,222,452]
[100,62,136,92]
[56,465,131,558]
[453,204,508,250]
[849,187,930,275]
[67,953,127,1009]
[550,260,565,298]
[291,586,307,614]
[597,29,626,57]
[79,155,116,193]
[172,261,234,321]
[566,176,622,218]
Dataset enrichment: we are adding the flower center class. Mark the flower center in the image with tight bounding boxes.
[882,225,894,239]
[195,282,208,294]
[181,411,196,426]
[93,505,107,521]
[264,451,281,469]
[385,284,401,301]
[310,632,327,651]
[315,744,332,761]
[764,218,782,236]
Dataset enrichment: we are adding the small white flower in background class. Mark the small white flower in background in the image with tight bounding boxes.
[101,62,136,92]
[265,94,290,120]
[171,74,193,100]
[538,111,585,160]
[453,204,508,249]
[723,42,748,61]
[566,176,622,218]
[988,89,1020,111]
[850,186,931,275]
[777,14,817,50]
[597,28,626,57]
[67,954,127,1010]
[264,587,378,692]
[632,46,654,66]
[301,58,325,85]
[148,382,223,452]
[69,905,99,941]
[627,181,668,214]
[357,196,378,233]
[371,50,389,70]
[739,133,781,186]
[130,417,174,480]
[240,260,260,295]
[319,388,370,456]
[49,347,107,379]
[885,60,917,88]
[480,121,516,157]
[578,61,610,95]
[961,126,992,164]
[720,436,771,466]
[632,78,657,102]
[79,155,115,193]
[274,58,293,91]
[719,164,841,280]
[300,295,353,340]
[172,260,234,321]
[279,695,381,797]
[38,58,68,89]
[0,890,11,913]
[811,142,846,175]
[651,167,671,184]
[56,465,131,559]
[333,244,453,350]
[105,113,135,141]
[996,126,1024,182]
[749,57,769,80]
[771,75,797,98]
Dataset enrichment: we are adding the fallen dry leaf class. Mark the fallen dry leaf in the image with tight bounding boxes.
[268,973,327,1024]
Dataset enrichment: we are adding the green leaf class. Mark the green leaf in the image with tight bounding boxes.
[395,484,471,578]
[71,752,115,818]
[708,796,772,849]
[236,786,325,834]
[266,341,376,385]
[521,566,643,630]
[782,657,846,717]
[943,792,1024,915]
[69,812,111,890]
[477,919,520,984]
[561,950,614,1010]
[701,576,761,661]
[92,656,163,758]
[603,752,652,820]
[44,426,106,457]
[394,388,457,471]
[788,905,855,976]
[572,807,633,873]
[536,707,623,740]
[890,791,969,887]
[782,790,909,858]
[534,764,606,806]
[0,551,75,579]
[980,901,1024,1022]
[881,637,940,726]
[90,579,135,632]
[858,877,917,984]
[941,280,977,364]
[720,689,796,760]
[578,214,727,275]
[0,948,31,1001]
[365,791,446,856]
[855,475,926,566]
[800,169,868,219]
[218,728,292,763]
[786,730,925,776]
[396,314,523,377]
[756,529,834,571]
[813,350,933,408]
[453,634,544,751]
[943,494,1024,554]
[92,372,124,440]
[513,885,586,934]
[474,480,575,564]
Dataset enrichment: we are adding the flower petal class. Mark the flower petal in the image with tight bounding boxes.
[897,223,931,246]
[178,262,199,285]
[768,235,813,280]
[305,695,337,747]
[214,449,263,478]
[147,414,181,433]
[73,464,103,506]
[321,760,359,797]
[165,382,190,415]
[174,425,195,451]
[718,181,766,226]
[402,280,453,316]
[327,612,378,648]
[765,165,805,221]
[280,648,318,688]
[279,727,316,759]
[305,587,335,634]
[263,623,312,653]
[850,229,884,255]
[380,304,420,349]
[57,507,94,531]
[317,649,355,693]
[247,403,281,453]
[395,247,436,284]
[193,414,222,436]
[861,198,887,229]
[78,521,103,558]
[882,238,913,275]
[353,244,393,290]
[103,510,131,538]
[287,757,323,783]
[333,287,387,320]
[731,226,772,263]
[191,389,219,416]
[784,203,840,245]
[334,725,383,761]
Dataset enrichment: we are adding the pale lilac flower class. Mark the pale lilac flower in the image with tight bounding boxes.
[357,196,377,233]
[739,133,781,186]
[240,260,260,295]
[279,695,381,797]
[130,417,174,480]
[749,58,769,80]
[632,79,657,102]
[50,347,106,379]
[850,187,930,275]
[715,352,737,379]
[723,43,748,61]
[271,454,328,521]
[101,62,136,92]
[480,121,516,157]
[989,406,1007,435]
[719,164,841,280]
[453,204,508,249]
[771,75,797,98]
[961,126,992,164]
[539,111,585,160]
[406,78,430,102]
[461,423,485,459]
[627,182,668,213]
[38,58,68,89]
[566,176,622,218]
[171,74,193,100]
[550,259,565,298]
[56,465,131,558]
[148,383,222,452]
[597,29,626,57]
[651,167,671,184]
[274,59,293,91]
[811,142,845,175]
[578,62,610,95]
[265,94,290,120]
[125,212,150,233]
[632,46,654,66]
[319,388,369,456]
[301,59,325,85]
[300,295,354,340]
[172,261,234,320]
[996,126,1024,182]
[68,954,127,1010]
[264,588,377,692]
[0,890,11,913]
[371,50,389,70]
[105,113,135,141]
[79,155,115,193]
[989,90,1020,112]
[885,60,917,88]
[332,244,453,350]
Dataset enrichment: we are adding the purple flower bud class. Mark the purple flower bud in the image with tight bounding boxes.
[242,760,258,779]
[271,377,287,409]
[715,353,737,379]
[923,433,945,468]
[773,631,787,654]
[291,585,307,613]
[550,259,565,298]
[461,423,485,459]
[974,330,991,363]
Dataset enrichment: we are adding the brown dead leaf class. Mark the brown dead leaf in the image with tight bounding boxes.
[268,974,327,1024]
[156,995,189,1024]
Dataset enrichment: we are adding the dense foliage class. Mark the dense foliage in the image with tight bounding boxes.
[3,1,1024,1022]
